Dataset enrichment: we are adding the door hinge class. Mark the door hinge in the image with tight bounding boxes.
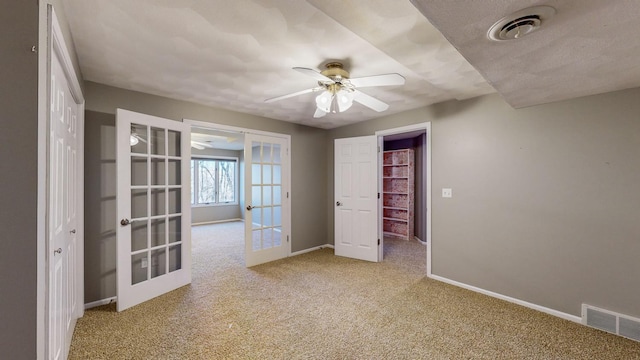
[286,148,289,156]
[287,192,289,199]
[378,146,381,153]
[287,235,290,243]
[378,239,380,245]
[378,192,380,199]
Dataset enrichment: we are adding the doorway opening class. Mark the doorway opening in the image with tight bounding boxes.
[189,126,246,263]
[376,123,431,273]
[185,120,292,267]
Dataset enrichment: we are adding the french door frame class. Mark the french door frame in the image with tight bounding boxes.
[183,119,292,263]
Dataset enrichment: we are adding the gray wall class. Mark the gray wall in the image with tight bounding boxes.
[328,88,640,319]
[83,82,328,302]
[84,111,118,303]
[191,148,243,224]
[0,1,39,357]
[0,1,82,357]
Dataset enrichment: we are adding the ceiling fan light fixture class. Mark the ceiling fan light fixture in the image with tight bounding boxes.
[337,89,354,112]
[315,91,332,113]
[330,95,339,114]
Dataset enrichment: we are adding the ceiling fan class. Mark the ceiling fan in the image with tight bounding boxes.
[130,132,227,150]
[190,133,238,150]
[265,62,405,118]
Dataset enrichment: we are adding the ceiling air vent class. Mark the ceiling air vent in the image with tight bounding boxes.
[488,6,556,41]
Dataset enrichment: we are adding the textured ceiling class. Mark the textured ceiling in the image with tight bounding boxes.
[191,128,245,151]
[64,1,639,128]
[411,0,640,108]
[62,0,494,129]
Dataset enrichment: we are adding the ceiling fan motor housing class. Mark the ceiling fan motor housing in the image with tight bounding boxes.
[320,62,350,81]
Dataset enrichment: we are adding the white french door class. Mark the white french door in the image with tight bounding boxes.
[244,134,290,267]
[116,109,191,312]
[334,136,379,262]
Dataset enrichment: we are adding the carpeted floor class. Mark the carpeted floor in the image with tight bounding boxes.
[69,221,640,359]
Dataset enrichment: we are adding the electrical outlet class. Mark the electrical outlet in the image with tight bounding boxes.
[442,188,452,198]
[141,258,148,268]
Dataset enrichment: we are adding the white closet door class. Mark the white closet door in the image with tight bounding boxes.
[47,7,84,359]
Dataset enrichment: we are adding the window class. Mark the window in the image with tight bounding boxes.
[191,158,237,205]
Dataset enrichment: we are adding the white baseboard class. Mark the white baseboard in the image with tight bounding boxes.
[290,244,334,257]
[192,218,243,226]
[429,274,581,324]
[414,236,427,245]
[85,296,117,310]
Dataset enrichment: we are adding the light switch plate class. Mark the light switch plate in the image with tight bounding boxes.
[442,188,452,198]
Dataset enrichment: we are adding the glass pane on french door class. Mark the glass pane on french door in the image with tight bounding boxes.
[129,123,183,285]
[250,141,283,251]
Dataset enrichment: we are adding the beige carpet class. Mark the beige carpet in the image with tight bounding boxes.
[69,221,640,359]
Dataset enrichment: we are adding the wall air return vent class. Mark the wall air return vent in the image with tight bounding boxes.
[582,304,640,342]
[620,317,640,342]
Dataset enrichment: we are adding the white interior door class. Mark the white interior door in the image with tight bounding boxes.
[335,136,379,262]
[116,109,191,312]
[244,134,289,267]
[45,5,84,359]
[48,11,82,360]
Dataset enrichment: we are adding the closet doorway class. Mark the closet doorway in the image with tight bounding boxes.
[376,123,431,273]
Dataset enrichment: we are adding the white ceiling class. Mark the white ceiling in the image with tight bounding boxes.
[411,0,640,108]
[191,128,244,151]
[62,0,494,129]
[63,1,640,129]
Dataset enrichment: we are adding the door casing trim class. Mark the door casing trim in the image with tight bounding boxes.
[183,119,292,263]
[375,122,431,273]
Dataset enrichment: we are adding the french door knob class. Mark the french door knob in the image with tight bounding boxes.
[336,201,342,206]
[246,205,254,211]
[70,229,76,234]
[120,218,131,226]
[54,248,62,255]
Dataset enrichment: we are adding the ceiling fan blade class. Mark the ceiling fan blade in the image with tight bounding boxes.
[348,73,405,88]
[131,133,147,143]
[191,141,214,149]
[293,67,334,83]
[265,86,323,103]
[353,90,389,112]
[192,134,236,143]
[313,108,327,118]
